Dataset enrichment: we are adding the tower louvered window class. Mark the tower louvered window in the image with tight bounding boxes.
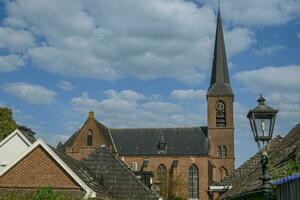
[222,145,227,158]
[217,146,222,158]
[216,101,226,127]
[189,164,199,199]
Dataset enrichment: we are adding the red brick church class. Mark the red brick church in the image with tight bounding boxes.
[60,10,234,200]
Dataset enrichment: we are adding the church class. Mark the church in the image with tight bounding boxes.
[60,10,234,200]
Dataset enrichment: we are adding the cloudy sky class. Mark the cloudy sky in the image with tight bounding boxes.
[0,0,299,166]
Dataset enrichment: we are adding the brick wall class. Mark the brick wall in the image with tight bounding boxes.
[0,146,82,191]
[67,116,113,160]
[122,155,209,200]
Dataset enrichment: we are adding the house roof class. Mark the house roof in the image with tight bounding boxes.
[110,126,208,156]
[50,147,110,197]
[18,129,36,144]
[0,128,36,148]
[207,10,233,97]
[0,139,110,199]
[219,123,300,199]
[82,146,160,200]
[59,117,116,153]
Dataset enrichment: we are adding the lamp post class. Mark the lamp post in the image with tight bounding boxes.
[247,95,278,200]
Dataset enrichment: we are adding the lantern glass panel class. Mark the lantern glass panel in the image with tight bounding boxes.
[254,117,271,138]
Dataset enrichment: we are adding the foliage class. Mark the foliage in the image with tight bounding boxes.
[0,187,107,200]
[272,157,300,179]
[18,125,36,135]
[169,197,185,200]
[0,107,18,142]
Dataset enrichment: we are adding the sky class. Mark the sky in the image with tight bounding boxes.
[0,0,299,167]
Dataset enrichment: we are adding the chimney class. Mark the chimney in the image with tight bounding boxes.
[88,111,95,118]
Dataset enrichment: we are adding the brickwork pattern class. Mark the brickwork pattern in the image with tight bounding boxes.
[0,146,81,190]
[123,155,209,200]
[67,117,113,160]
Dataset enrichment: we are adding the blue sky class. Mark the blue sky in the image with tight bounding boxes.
[0,0,299,166]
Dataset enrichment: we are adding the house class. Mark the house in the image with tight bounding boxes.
[213,123,300,199]
[60,9,235,200]
[0,128,35,172]
[0,136,160,199]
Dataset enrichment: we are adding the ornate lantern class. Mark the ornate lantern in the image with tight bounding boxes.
[247,95,278,150]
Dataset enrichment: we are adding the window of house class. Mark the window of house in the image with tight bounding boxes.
[188,164,199,200]
[87,129,93,146]
[216,101,226,127]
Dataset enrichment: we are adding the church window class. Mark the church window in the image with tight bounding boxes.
[189,164,199,200]
[220,166,228,180]
[87,129,93,146]
[217,146,222,158]
[157,164,168,197]
[216,101,226,127]
[222,146,227,158]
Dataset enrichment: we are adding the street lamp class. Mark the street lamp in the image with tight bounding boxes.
[247,95,278,200]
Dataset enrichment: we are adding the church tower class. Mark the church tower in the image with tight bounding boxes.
[207,9,234,181]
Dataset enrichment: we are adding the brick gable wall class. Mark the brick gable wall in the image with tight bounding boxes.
[0,146,82,191]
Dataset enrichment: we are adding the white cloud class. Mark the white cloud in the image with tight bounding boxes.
[104,89,144,101]
[1,0,254,85]
[2,82,56,105]
[0,54,25,73]
[57,80,74,91]
[235,65,300,91]
[70,89,203,128]
[171,89,206,101]
[254,45,285,56]
[142,101,182,114]
[204,0,300,26]
[235,65,300,131]
[0,27,35,53]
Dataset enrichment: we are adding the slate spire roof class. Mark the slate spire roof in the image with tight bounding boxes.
[207,9,233,96]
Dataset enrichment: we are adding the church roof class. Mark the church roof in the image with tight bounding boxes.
[59,115,116,153]
[110,126,208,156]
[82,146,160,200]
[218,123,300,199]
[207,10,233,97]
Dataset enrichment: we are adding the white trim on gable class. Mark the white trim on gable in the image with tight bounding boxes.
[0,139,96,199]
[0,129,32,148]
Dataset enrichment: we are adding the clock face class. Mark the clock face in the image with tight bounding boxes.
[216,102,225,111]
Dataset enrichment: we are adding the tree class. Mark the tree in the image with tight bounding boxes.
[0,107,18,141]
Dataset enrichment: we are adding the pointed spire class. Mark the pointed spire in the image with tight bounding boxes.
[207,6,233,96]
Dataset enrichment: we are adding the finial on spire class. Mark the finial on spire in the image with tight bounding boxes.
[218,0,221,13]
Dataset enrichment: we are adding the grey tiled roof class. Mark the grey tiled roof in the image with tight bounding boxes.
[19,129,36,144]
[219,123,300,199]
[82,147,160,200]
[110,126,208,155]
[50,146,111,199]
[207,11,233,97]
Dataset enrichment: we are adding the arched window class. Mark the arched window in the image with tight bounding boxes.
[189,164,199,199]
[217,146,222,158]
[222,146,227,158]
[216,100,226,127]
[220,166,228,180]
[87,129,93,146]
[157,164,167,197]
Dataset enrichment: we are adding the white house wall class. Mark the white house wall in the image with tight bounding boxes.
[0,133,31,172]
